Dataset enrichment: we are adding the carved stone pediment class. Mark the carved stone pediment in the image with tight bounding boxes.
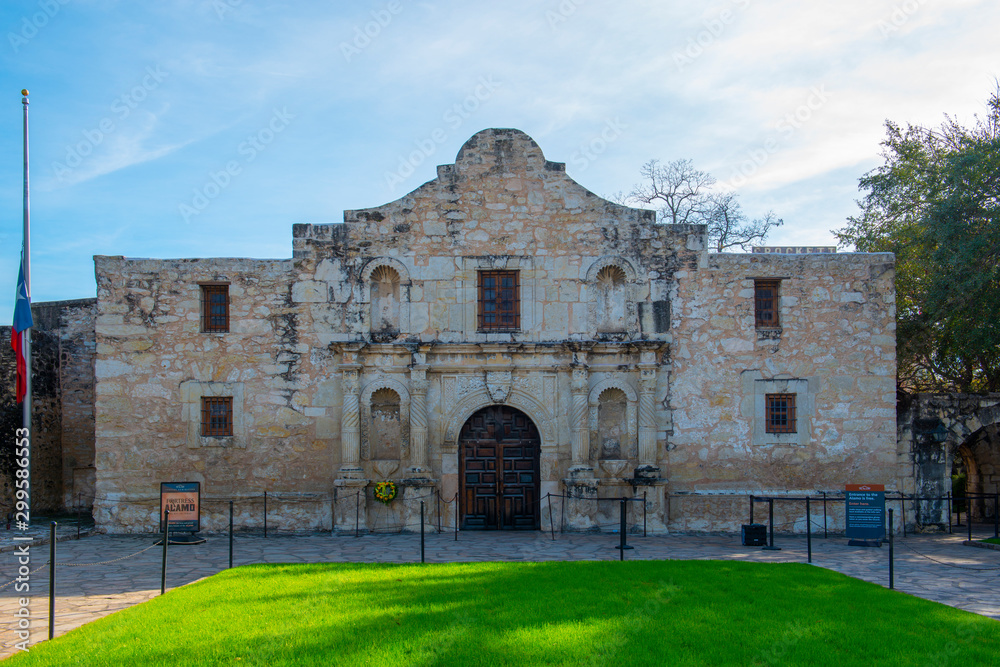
[485,370,512,403]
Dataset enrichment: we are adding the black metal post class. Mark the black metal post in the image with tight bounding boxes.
[888,508,894,590]
[355,490,360,538]
[420,501,425,564]
[454,493,458,541]
[968,502,973,542]
[806,497,812,564]
[76,493,81,539]
[763,499,780,550]
[436,491,441,534]
[643,491,647,538]
[48,521,56,639]
[548,494,555,541]
[264,491,268,538]
[947,491,953,533]
[750,495,754,524]
[560,492,565,533]
[229,500,234,569]
[619,498,626,561]
[994,493,999,539]
[161,509,169,595]
[901,494,907,538]
[822,491,828,539]
[769,498,774,547]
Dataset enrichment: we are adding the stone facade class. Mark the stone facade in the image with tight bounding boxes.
[90,128,903,534]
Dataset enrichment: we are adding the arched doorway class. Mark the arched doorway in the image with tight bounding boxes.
[953,424,1000,522]
[459,405,540,530]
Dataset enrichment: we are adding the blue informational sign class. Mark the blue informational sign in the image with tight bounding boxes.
[846,484,885,542]
[160,482,201,533]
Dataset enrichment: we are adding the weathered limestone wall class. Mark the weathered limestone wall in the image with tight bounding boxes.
[0,323,62,514]
[92,257,338,532]
[30,299,98,510]
[667,252,902,531]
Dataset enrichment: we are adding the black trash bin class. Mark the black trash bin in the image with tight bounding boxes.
[741,523,767,546]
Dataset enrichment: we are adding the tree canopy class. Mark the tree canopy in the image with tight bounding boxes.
[836,89,1000,393]
[624,159,782,252]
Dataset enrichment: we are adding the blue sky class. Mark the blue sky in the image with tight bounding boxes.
[2,0,998,316]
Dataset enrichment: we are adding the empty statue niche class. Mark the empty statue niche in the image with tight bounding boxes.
[595,264,627,334]
[370,388,401,460]
[370,265,400,341]
[598,387,628,460]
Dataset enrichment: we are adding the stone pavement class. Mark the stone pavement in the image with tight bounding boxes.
[1,529,998,659]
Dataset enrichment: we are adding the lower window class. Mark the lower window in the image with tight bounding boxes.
[201,396,233,437]
[765,393,796,433]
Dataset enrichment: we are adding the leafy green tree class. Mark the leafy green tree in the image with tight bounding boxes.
[836,89,1000,392]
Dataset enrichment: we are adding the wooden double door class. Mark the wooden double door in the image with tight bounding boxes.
[459,406,540,530]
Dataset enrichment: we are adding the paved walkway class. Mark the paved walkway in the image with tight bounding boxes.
[1,530,998,659]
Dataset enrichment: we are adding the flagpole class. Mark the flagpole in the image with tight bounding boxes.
[21,88,32,519]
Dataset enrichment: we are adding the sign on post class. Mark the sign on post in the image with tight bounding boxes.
[846,483,885,545]
[160,482,201,533]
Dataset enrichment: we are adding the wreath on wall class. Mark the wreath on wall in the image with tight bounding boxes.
[373,480,398,505]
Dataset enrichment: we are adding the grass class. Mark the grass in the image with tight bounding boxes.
[9,560,1000,666]
[984,537,1000,545]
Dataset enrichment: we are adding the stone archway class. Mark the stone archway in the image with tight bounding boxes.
[458,405,540,530]
[901,394,1000,526]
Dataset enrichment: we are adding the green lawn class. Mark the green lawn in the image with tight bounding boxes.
[984,537,1000,545]
[10,561,999,666]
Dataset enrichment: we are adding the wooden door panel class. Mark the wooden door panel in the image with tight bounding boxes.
[460,406,540,530]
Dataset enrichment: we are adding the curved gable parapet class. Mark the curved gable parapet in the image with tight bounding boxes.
[454,128,553,177]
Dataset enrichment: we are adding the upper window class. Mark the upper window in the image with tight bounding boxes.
[754,279,780,328]
[765,393,796,433]
[478,270,520,331]
[201,284,229,333]
[201,396,233,437]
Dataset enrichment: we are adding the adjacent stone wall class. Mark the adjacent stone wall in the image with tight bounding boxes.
[0,299,97,516]
[666,252,902,531]
[0,324,62,514]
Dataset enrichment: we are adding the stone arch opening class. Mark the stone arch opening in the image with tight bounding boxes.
[458,405,540,531]
[952,424,1000,523]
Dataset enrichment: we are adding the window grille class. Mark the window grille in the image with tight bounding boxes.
[478,270,520,331]
[765,393,796,433]
[201,396,233,436]
[201,284,230,333]
[754,279,780,328]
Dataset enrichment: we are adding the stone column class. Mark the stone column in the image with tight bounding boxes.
[339,365,363,478]
[636,350,660,477]
[569,366,593,473]
[409,373,429,475]
[564,348,597,530]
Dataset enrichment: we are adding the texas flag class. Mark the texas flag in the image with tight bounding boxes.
[11,255,32,403]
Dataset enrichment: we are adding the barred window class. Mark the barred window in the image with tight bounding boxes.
[201,397,233,437]
[765,393,796,433]
[201,284,229,333]
[754,279,780,328]
[478,270,520,331]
